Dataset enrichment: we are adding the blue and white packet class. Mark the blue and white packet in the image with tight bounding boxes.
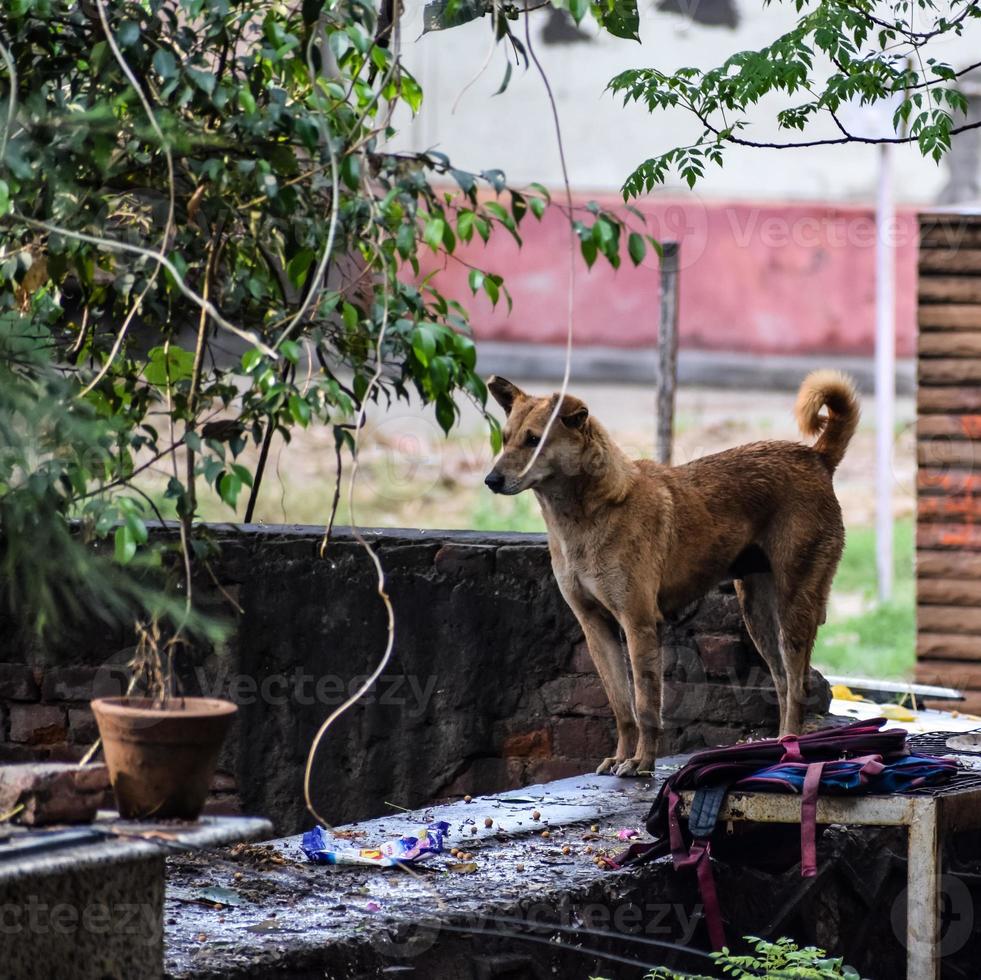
[301,821,450,867]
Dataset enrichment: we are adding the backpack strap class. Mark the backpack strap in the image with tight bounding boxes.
[675,838,726,950]
[800,761,825,877]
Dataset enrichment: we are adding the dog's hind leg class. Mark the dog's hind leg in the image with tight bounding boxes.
[734,572,788,734]
[774,563,835,735]
[567,599,638,774]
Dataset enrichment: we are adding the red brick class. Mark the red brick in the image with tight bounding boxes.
[524,759,587,784]
[569,640,597,674]
[0,664,40,701]
[434,544,494,577]
[41,666,99,702]
[68,708,99,745]
[501,727,552,759]
[695,634,745,675]
[9,704,67,745]
[552,717,616,760]
[540,676,612,717]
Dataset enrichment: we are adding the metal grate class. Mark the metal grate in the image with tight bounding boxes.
[907,729,981,757]
[903,729,981,797]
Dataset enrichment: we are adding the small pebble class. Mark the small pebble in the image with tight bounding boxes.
[484,817,494,828]
[532,810,541,821]
[470,826,478,835]
[585,845,594,854]
[541,830,550,839]
[464,795,472,804]
[562,845,571,855]
[450,848,460,857]
[515,863,525,872]
[590,824,599,833]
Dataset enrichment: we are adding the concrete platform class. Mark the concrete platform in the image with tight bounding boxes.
[164,763,712,979]
[0,813,272,980]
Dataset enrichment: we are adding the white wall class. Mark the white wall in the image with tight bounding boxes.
[393,1,979,204]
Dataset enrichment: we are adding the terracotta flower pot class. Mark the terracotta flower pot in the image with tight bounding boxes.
[91,697,237,820]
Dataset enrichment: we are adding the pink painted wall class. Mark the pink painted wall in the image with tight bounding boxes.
[430,195,919,357]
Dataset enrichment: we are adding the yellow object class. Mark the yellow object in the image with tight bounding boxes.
[880,704,917,722]
[831,684,866,702]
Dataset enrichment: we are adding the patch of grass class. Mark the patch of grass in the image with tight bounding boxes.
[468,492,545,533]
[812,520,915,680]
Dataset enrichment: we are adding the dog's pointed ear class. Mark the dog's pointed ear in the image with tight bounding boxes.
[487,376,525,415]
[559,395,589,430]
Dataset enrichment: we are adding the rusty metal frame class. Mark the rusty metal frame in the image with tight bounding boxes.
[678,785,981,979]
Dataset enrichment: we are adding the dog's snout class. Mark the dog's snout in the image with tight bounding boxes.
[484,470,505,493]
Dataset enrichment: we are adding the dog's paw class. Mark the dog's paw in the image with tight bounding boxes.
[595,756,623,775]
[614,756,656,778]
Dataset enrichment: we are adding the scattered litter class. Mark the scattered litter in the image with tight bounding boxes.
[198,886,243,907]
[831,684,867,702]
[245,918,285,933]
[301,821,450,868]
[616,828,641,841]
[447,861,478,873]
[880,704,917,722]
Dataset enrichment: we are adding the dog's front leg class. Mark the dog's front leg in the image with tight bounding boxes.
[616,618,662,778]
[568,602,638,774]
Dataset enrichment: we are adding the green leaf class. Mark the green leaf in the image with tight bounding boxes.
[116,21,140,48]
[628,231,646,266]
[289,394,311,427]
[287,249,316,288]
[231,463,254,487]
[435,394,455,434]
[342,302,359,332]
[396,222,415,259]
[242,349,263,373]
[187,67,216,97]
[423,216,446,251]
[422,0,487,34]
[279,339,301,364]
[468,269,485,293]
[143,345,195,386]
[554,0,590,24]
[482,276,500,306]
[218,471,242,508]
[412,325,437,366]
[529,196,546,220]
[457,210,475,242]
[591,0,640,40]
[152,49,178,79]
[124,511,148,545]
[494,61,513,97]
[114,525,136,564]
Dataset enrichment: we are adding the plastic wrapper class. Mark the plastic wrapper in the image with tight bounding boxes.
[301,821,450,867]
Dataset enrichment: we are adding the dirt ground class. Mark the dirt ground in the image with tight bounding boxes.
[182,381,915,533]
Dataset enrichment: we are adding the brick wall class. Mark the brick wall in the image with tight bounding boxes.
[1,525,828,834]
[916,210,981,712]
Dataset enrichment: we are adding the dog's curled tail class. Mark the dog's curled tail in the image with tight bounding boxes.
[795,370,860,473]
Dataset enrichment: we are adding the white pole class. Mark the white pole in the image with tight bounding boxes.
[875,142,895,603]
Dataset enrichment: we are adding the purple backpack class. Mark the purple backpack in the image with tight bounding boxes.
[610,718,957,949]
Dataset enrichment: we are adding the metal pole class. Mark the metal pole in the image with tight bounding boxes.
[875,143,895,603]
[656,241,680,465]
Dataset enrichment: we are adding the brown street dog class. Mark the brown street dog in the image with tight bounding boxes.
[484,371,860,777]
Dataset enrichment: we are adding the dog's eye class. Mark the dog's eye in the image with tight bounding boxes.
[525,432,541,448]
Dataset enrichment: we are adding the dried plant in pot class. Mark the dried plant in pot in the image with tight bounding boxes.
[92,620,237,821]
